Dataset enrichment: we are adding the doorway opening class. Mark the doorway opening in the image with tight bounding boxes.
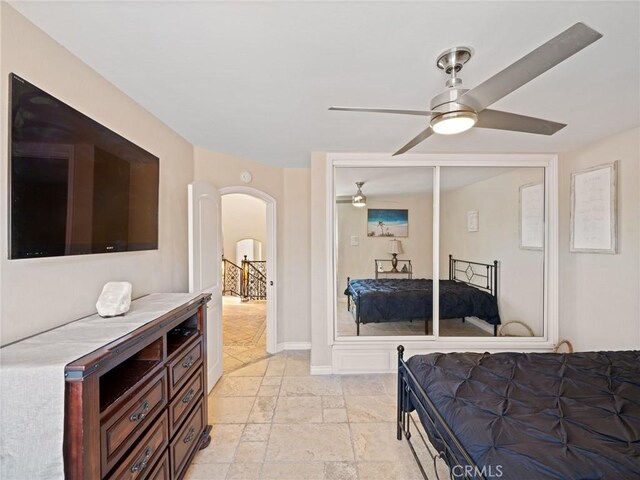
[220,188,277,373]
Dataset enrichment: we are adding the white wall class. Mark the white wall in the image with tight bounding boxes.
[336,194,433,295]
[0,4,194,345]
[440,168,545,335]
[221,194,266,263]
[193,148,311,345]
[559,127,640,351]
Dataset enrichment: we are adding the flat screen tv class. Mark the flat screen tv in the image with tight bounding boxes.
[9,73,159,259]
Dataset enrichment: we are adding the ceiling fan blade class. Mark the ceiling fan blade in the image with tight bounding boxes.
[329,106,432,116]
[393,126,434,156]
[460,22,602,112]
[476,109,566,135]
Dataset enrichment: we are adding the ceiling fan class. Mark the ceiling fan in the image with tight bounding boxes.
[329,22,602,156]
[336,182,368,207]
[336,182,400,207]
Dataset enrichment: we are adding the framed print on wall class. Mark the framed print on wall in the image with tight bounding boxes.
[467,210,479,232]
[367,209,408,237]
[520,183,544,250]
[570,161,618,254]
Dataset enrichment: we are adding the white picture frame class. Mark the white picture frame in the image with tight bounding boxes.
[467,210,479,232]
[570,161,618,254]
[519,183,544,250]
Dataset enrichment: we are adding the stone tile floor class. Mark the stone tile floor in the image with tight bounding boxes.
[184,351,450,480]
[223,297,268,373]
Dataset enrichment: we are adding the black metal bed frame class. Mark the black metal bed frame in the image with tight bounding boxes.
[346,256,499,336]
[397,345,484,480]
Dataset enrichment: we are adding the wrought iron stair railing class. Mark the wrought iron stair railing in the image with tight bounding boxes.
[222,257,267,301]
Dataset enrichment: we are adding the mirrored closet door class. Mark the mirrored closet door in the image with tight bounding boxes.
[439,166,545,338]
[334,163,547,341]
[335,166,435,338]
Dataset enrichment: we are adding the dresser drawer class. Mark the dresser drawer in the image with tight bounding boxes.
[106,413,169,480]
[170,397,205,479]
[101,370,168,474]
[169,367,204,436]
[168,339,202,396]
[146,449,169,480]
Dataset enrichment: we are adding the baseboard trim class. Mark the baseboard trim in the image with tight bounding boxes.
[310,365,333,375]
[276,341,311,352]
[464,317,496,335]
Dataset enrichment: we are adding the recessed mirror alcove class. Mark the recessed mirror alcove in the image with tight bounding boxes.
[332,157,553,345]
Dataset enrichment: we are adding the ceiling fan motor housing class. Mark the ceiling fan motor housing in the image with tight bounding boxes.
[430,88,477,121]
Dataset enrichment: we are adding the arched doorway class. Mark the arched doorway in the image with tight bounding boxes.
[219,187,277,372]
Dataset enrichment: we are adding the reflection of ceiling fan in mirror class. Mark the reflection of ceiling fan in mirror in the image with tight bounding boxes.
[336,182,399,207]
[329,22,602,155]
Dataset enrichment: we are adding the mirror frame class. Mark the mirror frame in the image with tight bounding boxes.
[327,153,558,355]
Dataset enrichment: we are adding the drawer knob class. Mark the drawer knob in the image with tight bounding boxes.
[183,427,196,444]
[182,388,196,404]
[129,400,150,422]
[130,446,153,473]
[182,355,195,369]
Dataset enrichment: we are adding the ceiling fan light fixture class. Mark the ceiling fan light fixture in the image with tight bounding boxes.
[431,111,478,135]
[352,182,367,207]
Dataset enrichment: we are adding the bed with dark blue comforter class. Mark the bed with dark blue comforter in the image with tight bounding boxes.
[344,278,500,331]
[401,350,640,479]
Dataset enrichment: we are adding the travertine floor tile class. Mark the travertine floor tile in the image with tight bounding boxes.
[209,396,256,424]
[323,408,348,423]
[283,356,311,376]
[280,376,343,396]
[345,395,395,423]
[228,359,269,377]
[247,396,277,423]
[257,385,280,396]
[324,462,358,480]
[183,462,230,480]
[241,424,271,442]
[357,461,423,480]
[213,376,262,397]
[202,351,449,480]
[260,462,325,480]
[234,441,267,463]
[322,395,346,409]
[273,396,323,423]
[193,424,244,463]
[261,376,282,386]
[264,358,286,376]
[351,422,414,462]
[341,375,388,396]
[226,462,262,480]
[265,424,354,462]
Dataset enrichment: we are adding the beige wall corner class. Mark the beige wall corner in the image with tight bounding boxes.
[193,147,312,346]
[310,152,332,367]
[558,127,640,351]
[1,3,194,345]
[283,168,311,344]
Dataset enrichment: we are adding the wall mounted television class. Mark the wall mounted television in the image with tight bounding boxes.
[9,73,159,259]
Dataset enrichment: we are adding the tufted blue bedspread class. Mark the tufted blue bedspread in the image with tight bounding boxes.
[404,351,640,479]
[345,279,500,326]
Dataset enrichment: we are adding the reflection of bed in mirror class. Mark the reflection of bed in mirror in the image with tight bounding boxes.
[344,256,500,336]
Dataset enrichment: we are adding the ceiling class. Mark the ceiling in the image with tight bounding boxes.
[10,1,640,168]
[334,166,532,196]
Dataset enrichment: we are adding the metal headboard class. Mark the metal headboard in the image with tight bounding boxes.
[448,255,498,299]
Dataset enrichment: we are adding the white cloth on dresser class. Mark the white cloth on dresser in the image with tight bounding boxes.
[0,293,198,480]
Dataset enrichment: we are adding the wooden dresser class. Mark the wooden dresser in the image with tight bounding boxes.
[63,294,212,479]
